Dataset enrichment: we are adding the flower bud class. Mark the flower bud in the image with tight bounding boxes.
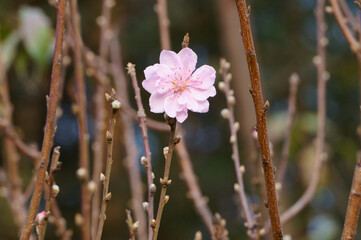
[100,173,106,182]
[221,109,230,119]
[239,165,245,174]
[87,181,96,194]
[76,168,87,180]
[150,184,156,194]
[75,213,84,226]
[52,184,60,197]
[143,202,149,211]
[112,100,121,110]
[234,122,240,131]
[227,96,236,106]
[140,156,148,167]
[163,146,169,157]
[218,81,225,91]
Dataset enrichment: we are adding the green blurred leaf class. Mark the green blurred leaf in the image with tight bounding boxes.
[1,31,20,70]
[19,6,54,67]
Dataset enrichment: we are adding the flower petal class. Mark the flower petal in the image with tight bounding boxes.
[196,100,210,113]
[176,109,188,123]
[164,95,182,118]
[178,48,197,74]
[143,65,160,93]
[160,50,181,70]
[149,92,168,113]
[190,86,216,101]
[191,65,216,89]
[178,91,199,112]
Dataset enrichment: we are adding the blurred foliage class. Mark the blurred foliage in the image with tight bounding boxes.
[1,0,361,240]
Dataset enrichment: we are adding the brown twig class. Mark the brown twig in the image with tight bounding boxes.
[341,157,361,239]
[234,1,283,239]
[127,62,155,240]
[276,73,299,185]
[20,0,67,239]
[91,1,114,238]
[39,146,61,240]
[69,1,91,238]
[95,91,120,240]
[155,0,171,50]
[152,117,178,240]
[219,58,257,238]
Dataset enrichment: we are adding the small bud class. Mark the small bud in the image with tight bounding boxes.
[218,81,225,91]
[284,234,292,240]
[289,73,300,85]
[259,228,266,236]
[325,6,333,13]
[75,213,84,226]
[141,156,148,167]
[313,55,322,65]
[87,181,96,194]
[230,135,236,144]
[229,89,234,96]
[234,122,240,131]
[226,73,232,81]
[112,100,121,110]
[173,135,182,145]
[96,16,106,26]
[76,168,87,180]
[105,192,112,201]
[105,93,112,102]
[221,109,230,119]
[106,131,112,142]
[275,182,282,191]
[227,96,236,106]
[143,202,149,211]
[105,0,116,8]
[45,171,49,182]
[239,165,245,174]
[52,184,60,197]
[151,172,155,179]
[100,173,106,182]
[163,147,169,157]
[36,211,46,224]
[252,129,258,140]
[150,219,156,229]
[220,58,231,71]
[320,37,329,47]
[150,184,156,194]
[234,183,240,192]
[164,195,170,203]
[263,100,270,111]
[194,231,202,240]
[132,221,139,232]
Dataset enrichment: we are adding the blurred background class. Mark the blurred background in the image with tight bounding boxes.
[0,0,360,239]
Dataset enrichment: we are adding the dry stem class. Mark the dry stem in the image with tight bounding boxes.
[156,0,171,50]
[20,0,67,238]
[219,58,257,238]
[95,93,119,240]
[234,0,283,239]
[127,62,155,239]
[152,118,177,240]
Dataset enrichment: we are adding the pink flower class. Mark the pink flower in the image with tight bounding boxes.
[142,48,216,123]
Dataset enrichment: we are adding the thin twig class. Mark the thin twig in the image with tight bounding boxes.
[219,58,257,238]
[95,91,120,240]
[91,1,114,238]
[127,62,155,240]
[234,1,283,239]
[341,157,361,239]
[276,73,299,185]
[152,117,178,240]
[20,0,67,239]
[39,146,61,240]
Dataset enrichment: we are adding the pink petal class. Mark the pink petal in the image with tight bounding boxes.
[176,109,188,123]
[191,65,216,89]
[142,79,157,94]
[196,100,210,113]
[178,48,197,75]
[178,91,199,112]
[143,65,160,93]
[155,79,173,94]
[190,86,216,101]
[160,50,181,70]
[149,92,168,113]
[164,95,182,118]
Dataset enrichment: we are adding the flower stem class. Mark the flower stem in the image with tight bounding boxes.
[20,1,66,239]
[152,118,178,240]
[95,93,119,240]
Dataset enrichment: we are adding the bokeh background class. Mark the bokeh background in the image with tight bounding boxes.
[0,0,360,239]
